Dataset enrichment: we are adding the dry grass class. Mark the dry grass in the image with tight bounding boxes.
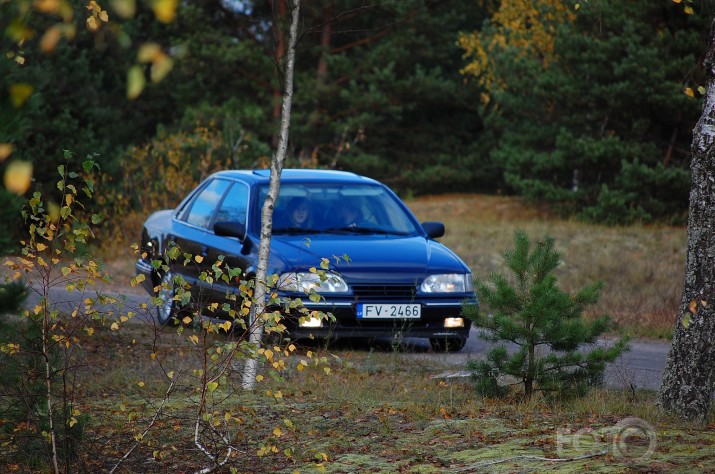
[407,194,685,339]
[4,321,709,473]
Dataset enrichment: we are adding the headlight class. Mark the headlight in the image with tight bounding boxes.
[420,274,474,293]
[278,271,349,293]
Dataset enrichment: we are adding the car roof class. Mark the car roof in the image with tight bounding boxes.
[211,169,380,186]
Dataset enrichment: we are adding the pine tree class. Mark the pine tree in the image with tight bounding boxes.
[466,231,628,399]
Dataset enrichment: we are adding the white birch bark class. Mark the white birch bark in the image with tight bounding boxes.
[241,0,300,390]
[658,18,715,420]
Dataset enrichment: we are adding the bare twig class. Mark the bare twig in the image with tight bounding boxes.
[108,375,179,474]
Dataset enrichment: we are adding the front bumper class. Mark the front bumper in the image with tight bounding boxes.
[282,297,475,340]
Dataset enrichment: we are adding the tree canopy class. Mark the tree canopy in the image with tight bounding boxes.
[1,0,713,240]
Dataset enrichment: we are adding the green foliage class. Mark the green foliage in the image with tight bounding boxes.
[0,188,24,255]
[477,0,711,223]
[1,154,109,472]
[465,231,628,399]
[0,280,27,315]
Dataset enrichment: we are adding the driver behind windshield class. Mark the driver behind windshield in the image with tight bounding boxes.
[336,202,363,227]
[283,197,311,228]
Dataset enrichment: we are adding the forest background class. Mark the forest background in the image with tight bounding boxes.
[1,0,712,253]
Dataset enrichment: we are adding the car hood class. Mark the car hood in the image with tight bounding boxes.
[269,234,469,284]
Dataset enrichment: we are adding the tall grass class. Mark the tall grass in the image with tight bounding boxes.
[408,194,685,339]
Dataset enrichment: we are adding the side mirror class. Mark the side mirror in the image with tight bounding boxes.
[214,221,247,242]
[421,221,445,239]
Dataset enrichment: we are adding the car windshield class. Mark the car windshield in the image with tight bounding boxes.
[253,183,421,236]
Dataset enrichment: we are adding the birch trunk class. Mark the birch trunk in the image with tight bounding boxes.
[242,0,300,391]
[658,18,715,420]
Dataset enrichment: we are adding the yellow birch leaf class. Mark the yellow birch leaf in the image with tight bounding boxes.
[189,335,199,345]
[68,417,78,427]
[137,381,145,387]
[127,65,145,100]
[4,160,33,195]
[182,316,192,325]
[99,10,109,22]
[273,427,283,437]
[256,374,264,382]
[151,0,178,23]
[110,322,119,330]
[86,16,99,32]
[36,243,47,251]
[194,255,204,263]
[40,26,62,53]
[684,87,695,97]
[10,82,35,109]
[689,300,697,314]
[0,143,13,161]
[151,55,173,82]
[35,0,61,13]
[167,371,174,379]
[684,6,694,14]
[207,381,218,393]
[137,42,161,63]
[111,0,136,18]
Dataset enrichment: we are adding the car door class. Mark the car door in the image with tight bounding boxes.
[172,178,232,303]
[205,180,254,308]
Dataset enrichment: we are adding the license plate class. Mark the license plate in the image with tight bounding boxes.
[357,304,421,319]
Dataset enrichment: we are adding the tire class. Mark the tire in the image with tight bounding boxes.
[156,271,180,326]
[430,337,467,353]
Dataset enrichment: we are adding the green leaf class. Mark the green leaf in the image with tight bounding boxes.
[127,65,146,100]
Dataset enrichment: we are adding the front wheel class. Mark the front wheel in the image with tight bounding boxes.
[156,272,180,326]
[430,337,467,353]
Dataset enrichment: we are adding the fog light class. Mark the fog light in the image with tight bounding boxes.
[444,317,464,328]
[299,316,323,328]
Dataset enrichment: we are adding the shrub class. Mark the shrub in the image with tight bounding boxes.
[465,231,629,399]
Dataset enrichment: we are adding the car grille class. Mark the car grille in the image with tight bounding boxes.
[351,285,416,299]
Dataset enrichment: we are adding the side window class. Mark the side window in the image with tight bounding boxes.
[183,179,231,229]
[215,182,249,226]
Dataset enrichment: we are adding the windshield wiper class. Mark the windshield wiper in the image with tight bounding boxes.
[273,227,323,235]
[323,226,406,235]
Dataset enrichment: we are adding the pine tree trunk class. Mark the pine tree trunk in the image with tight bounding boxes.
[658,18,715,421]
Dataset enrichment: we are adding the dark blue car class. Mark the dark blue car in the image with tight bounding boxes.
[135,169,476,351]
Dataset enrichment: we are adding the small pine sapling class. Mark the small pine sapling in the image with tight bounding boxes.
[465,231,628,399]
